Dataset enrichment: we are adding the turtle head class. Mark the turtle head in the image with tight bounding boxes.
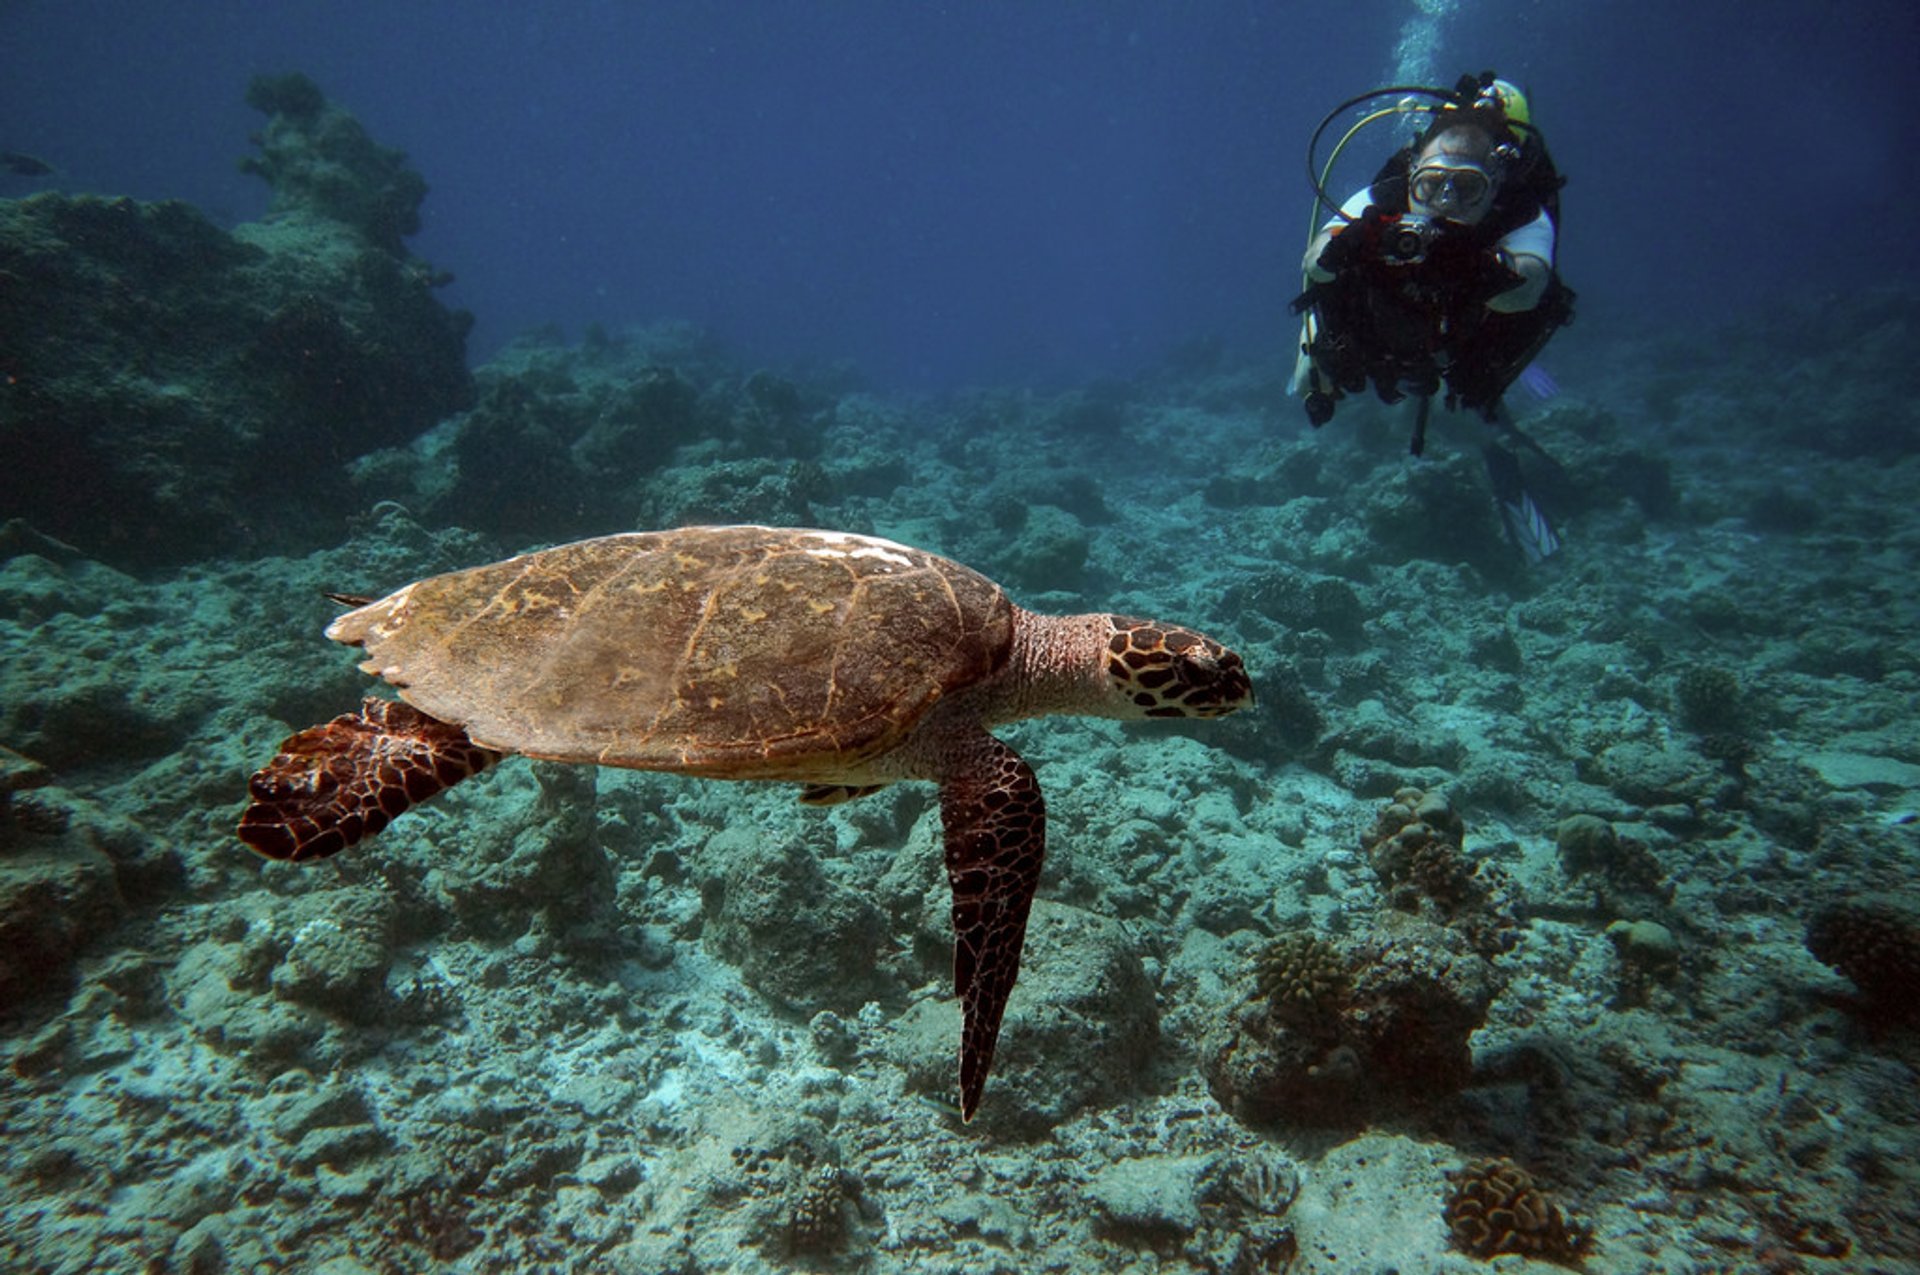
[1103,616,1253,719]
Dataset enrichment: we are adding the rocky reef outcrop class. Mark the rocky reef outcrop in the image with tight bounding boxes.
[0,73,471,570]
[1197,911,1502,1128]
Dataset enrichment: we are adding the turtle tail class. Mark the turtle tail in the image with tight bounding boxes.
[238,697,501,862]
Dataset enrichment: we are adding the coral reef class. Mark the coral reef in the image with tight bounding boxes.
[992,502,1091,591]
[1360,453,1518,580]
[1552,812,1617,873]
[1605,918,1678,973]
[434,761,617,947]
[0,744,49,814]
[354,328,848,542]
[1085,1149,1299,1268]
[785,1164,852,1255]
[1443,1156,1590,1263]
[1362,786,1463,885]
[1577,735,1735,812]
[1232,566,1367,642]
[603,1106,869,1269]
[6,100,1920,1268]
[1246,662,1325,755]
[1806,899,1920,1021]
[0,838,123,1011]
[266,889,400,1021]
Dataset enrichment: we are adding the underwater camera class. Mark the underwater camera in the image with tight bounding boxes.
[1381,215,1438,266]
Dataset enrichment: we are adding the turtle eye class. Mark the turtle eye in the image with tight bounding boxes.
[1176,647,1253,716]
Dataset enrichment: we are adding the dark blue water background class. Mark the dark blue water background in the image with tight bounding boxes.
[4,0,1915,389]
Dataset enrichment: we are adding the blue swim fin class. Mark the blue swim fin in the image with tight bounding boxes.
[1483,442,1560,563]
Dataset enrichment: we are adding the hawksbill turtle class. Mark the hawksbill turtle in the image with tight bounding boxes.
[238,525,1252,1120]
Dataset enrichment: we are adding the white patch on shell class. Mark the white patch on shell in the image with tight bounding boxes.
[326,581,419,644]
[799,530,917,568]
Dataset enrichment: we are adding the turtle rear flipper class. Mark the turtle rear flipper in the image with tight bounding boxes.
[238,698,500,862]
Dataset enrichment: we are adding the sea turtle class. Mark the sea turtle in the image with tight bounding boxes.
[238,524,1252,1119]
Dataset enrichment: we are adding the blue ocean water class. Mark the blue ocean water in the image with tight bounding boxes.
[5,1,1913,388]
[5,4,1920,1273]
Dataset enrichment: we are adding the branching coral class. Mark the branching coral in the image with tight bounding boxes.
[787,1164,851,1254]
[1250,933,1348,1026]
[1674,663,1745,735]
[1443,1157,1590,1263]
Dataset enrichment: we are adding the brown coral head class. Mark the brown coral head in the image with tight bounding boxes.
[1444,1157,1589,1263]
[1806,899,1920,1016]
[1409,840,1481,910]
[1554,813,1617,874]
[1363,786,1465,871]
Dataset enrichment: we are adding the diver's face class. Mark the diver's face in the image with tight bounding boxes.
[1409,133,1495,225]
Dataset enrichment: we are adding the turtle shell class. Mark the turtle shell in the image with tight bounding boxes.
[326,526,1015,778]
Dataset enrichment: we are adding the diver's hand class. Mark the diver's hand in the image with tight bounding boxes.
[1447,246,1523,309]
[1305,229,1341,282]
[1485,249,1549,312]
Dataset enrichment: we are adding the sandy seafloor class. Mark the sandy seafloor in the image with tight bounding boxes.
[4,291,1920,1275]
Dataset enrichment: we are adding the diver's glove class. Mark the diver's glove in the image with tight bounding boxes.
[1465,249,1527,309]
[1310,206,1390,280]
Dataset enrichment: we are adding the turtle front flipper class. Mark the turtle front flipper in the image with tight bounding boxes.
[938,729,1045,1123]
[238,698,501,862]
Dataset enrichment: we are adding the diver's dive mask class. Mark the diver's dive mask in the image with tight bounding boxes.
[1408,162,1493,212]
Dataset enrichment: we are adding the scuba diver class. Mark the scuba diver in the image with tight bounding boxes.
[1288,71,1575,563]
